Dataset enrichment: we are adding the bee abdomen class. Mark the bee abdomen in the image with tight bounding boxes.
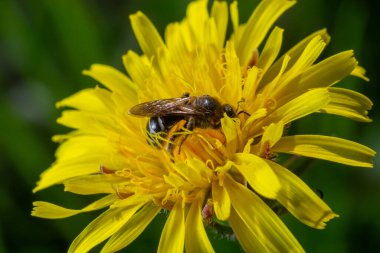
[146,116,183,147]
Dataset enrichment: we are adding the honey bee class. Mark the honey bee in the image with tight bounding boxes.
[129,93,236,151]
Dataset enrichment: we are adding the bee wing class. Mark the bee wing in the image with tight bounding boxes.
[129,97,200,117]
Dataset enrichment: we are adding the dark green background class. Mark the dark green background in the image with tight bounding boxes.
[0,0,379,252]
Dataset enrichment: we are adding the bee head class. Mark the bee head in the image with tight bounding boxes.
[222,104,235,118]
[194,95,235,122]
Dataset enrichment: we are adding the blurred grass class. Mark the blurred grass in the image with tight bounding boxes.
[0,0,379,252]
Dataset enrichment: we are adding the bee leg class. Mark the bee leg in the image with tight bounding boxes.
[182,92,190,98]
[185,117,195,131]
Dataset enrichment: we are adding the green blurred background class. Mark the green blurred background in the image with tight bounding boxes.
[0,0,379,252]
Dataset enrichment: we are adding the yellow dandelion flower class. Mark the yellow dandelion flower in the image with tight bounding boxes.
[32,0,375,252]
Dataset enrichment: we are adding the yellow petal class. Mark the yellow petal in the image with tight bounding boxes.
[56,87,112,113]
[83,64,137,106]
[164,172,188,189]
[175,159,213,188]
[185,0,208,46]
[34,134,131,193]
[266,160,338,229]
[51,135,141,168]
[122,50,152,88]
[101,204,160,253]
[233,153,280,199]
[55,135,110,161]
[204,18,220,52]
[215,160,234,175]
[258,54,291,97]
[224,175,304,252]
[185,196,215,253]
[130,11,165,58]
[211,0,228,49]
[220,41,242,107]
[262,28,330,86]
[158,200,185,253]
[320,87,373,122]
[212,179,231,220]
[221,116,239,156]
[257,26,284,76]
[235,0,296,66]
[279,35,326,87]
[230,1,239,33]
[228,207,268,252]
[111,194,151,208]
[242,66,259,107]
[242,107,267,132]
[293,50,357,91]
[256,88,330,130]
[260,121,284,150]
[57,110,114,134]
[273,135,375,168]
[31,194,118,219]
[34,158,101,192]
[242,138,254,153]
[155,47,188,96]
[164,22,191,61]
[68,204,144,253]
[251,121,284,159]
[351,65,370,81]
[64,174,125,195]
[164,21,217,96]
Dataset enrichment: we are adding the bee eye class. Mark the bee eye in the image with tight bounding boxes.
[222,104,235,118]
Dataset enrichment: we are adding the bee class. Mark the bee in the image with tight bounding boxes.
[128,93,236,152]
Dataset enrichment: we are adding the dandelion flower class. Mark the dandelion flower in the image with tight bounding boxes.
[32,0,375,252]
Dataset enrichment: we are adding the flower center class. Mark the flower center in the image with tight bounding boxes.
[170,127,227,167]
